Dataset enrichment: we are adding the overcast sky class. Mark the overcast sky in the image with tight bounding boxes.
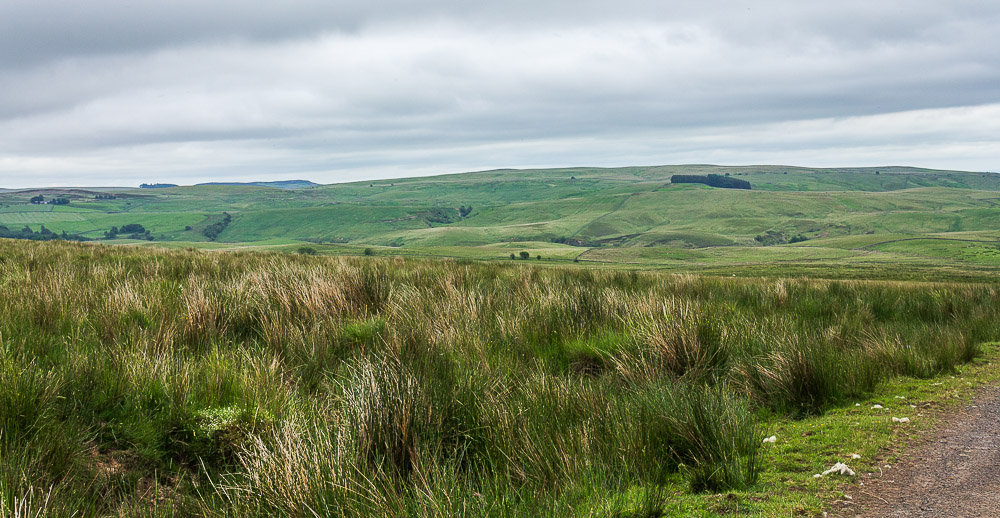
[1,1,998,187]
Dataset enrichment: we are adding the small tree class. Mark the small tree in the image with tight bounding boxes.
[509,253,516,260]
[364,248,374,256]
[519,251,530,260]
[297,246,317,255]
[120,223,145,234]
[536,255,542,260]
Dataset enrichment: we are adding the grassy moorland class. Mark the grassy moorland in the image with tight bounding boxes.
[3,165,1000,280]
[2,239,998,516]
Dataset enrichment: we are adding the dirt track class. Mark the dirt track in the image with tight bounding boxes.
[837,388,1000,517]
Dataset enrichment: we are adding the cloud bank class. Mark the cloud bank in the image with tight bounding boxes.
[1,1,997,187]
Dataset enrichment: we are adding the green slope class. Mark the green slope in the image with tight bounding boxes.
[2,164,1000,280]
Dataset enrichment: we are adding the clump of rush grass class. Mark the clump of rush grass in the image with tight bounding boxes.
[0,239,997,515]
[628,382,761,491]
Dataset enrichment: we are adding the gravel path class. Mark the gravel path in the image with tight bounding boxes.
[839,388,1000,517]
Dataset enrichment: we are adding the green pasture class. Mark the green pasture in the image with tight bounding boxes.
[1,165,999,280]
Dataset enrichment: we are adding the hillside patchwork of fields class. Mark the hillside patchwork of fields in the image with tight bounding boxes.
[2,165,1000,280]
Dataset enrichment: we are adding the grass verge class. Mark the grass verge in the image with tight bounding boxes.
[620,343,1000,517]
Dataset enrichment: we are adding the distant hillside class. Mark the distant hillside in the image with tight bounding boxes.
[196,180,318,190]
[4,164,1000,280]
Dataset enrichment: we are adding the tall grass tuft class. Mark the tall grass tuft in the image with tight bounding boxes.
[632,382,761,491]
[0,239,996,514]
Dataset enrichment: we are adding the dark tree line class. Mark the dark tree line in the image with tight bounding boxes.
[551,236,601,247]
[105,224,153,240]
[670,174,751,190]
[203,213,232,241]
[0,225,89,242]
[28,195,70,205]
[425,209,453,225]
[754,230,808,246]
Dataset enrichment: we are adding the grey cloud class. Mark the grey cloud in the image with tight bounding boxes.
[4,1,996,66]
[0,1,998,187]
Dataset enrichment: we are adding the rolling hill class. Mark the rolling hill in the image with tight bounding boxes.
[195,180,319,189]
[2,164,999,280]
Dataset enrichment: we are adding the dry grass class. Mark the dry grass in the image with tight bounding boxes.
[0,239,997,516]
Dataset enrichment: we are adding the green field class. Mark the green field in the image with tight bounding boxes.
[2,165,1000,280]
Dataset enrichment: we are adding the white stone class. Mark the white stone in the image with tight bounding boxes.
[821,462,856,477]
[871,404,883,409]
[851,454,862,459]
[763,435,777,444]
[892,417,911,423]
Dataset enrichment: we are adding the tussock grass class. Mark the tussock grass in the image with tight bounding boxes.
[0,239,997,515]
